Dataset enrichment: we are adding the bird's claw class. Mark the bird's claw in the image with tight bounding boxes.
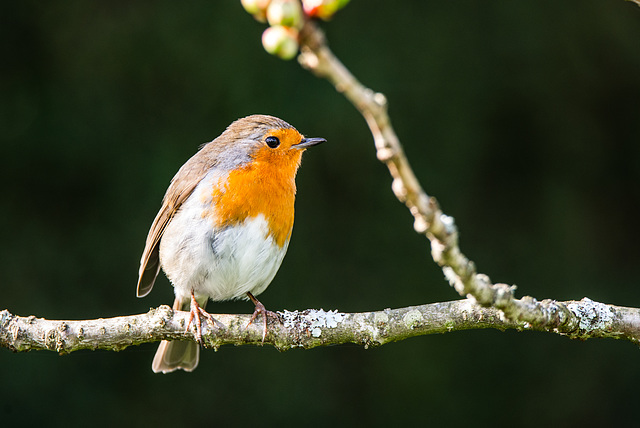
[186,292,215,345]
[245,292,277,344]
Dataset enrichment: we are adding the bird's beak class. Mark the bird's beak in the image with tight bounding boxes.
[294,137,326,149]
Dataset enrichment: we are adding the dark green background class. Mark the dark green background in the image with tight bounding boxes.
[2,1,639,426]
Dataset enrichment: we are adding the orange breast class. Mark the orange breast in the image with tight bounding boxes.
[209,136,304,248]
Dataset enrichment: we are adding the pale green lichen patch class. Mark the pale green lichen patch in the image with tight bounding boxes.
[280,309,344,338]
[567,298,614,332]
[403,309,423,329]
[374,312,389,325]
[443,321,455,332]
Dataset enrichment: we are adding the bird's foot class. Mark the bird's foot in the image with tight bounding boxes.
[246,292,278,344]
[186,292,215,345]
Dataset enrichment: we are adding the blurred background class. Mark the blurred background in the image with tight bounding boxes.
[2,1,639,426]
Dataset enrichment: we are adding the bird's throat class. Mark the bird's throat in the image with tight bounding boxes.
[210,157,300,248]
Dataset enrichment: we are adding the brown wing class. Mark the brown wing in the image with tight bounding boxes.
[136,152,215,297]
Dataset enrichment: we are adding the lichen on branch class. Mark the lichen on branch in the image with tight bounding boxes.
[3,298,638,354]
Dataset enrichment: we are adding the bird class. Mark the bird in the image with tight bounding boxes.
[136,114,325,373]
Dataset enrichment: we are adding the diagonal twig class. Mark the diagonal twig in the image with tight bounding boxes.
[296,20,640,346]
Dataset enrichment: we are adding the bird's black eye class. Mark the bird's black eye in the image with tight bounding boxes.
[265,136,280,148]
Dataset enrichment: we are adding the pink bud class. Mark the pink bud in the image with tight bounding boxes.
[302,0,350,20]
[241,0,272,23]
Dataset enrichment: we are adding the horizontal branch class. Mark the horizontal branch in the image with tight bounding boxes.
[2,298,639,354]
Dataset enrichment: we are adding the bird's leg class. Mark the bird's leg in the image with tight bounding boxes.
[246,292,278,344]
[186,291,215,345]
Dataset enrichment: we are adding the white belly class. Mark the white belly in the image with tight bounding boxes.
[159,189,289,302]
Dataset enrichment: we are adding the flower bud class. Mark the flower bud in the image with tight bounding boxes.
[262,26,299,60]
[267,0,303,29]
[302,0,350,20]
[241,0,272,23]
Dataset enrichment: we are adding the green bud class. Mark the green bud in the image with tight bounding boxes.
[262,26,299,60]
[267,0,303,28]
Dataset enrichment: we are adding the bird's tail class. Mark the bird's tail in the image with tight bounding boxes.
[151,296,206,374]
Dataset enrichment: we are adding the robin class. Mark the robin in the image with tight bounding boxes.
[136,114,325,373]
